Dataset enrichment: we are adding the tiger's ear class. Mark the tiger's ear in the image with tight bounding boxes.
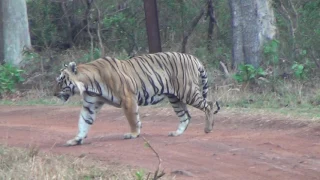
[68,62,77,74]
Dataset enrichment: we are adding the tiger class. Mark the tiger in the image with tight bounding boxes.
[54,52,220,146]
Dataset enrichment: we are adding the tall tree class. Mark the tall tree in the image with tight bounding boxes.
[229,0,276,69]
[0,1,4,65]
[0,0,31,66]
[143,0,162,53]
[206,0,216,52]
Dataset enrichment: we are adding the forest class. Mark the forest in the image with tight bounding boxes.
[0,0,319,109]
[0,1,320,180]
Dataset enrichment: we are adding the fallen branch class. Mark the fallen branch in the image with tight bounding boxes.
[219,61,230,77]
[142,136,165,180]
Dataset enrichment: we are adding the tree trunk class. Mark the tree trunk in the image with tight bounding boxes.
[240,0,260,68]
[143,0,162,53]
[0,1,4,65]
[61,2,74,48]
[1,0,31,66]
[229,0,244,68]
[229,0,276,69]
[206,0,215,52]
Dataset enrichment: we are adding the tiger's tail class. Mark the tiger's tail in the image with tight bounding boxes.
[199,66,209,99]
[199,65,220,114]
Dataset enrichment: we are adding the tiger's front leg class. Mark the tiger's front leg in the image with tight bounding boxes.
[122,96,141,139]
[66,97,104,146]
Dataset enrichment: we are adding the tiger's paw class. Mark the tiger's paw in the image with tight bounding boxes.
[124,133,140,139]
[204,114,214,133]
[168,131,181,137]
[204,127,213,133]
[65,137,83,146]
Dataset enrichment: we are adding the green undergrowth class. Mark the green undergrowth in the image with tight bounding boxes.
[223,106,320,120]
[219,93,320,120]
[1,95,320,121]
[3,80,320,120]
[0,97,81,106]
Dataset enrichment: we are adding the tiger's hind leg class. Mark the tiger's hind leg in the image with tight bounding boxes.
[122,96,141,139]
[167,95,191,137]
[188,92,217,133]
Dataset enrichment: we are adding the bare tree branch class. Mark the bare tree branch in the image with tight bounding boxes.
[61,2,73,48]
[86,0,94,60]
[181,5,205,53]
[220,61,230,77]
[93,1,105,57]
[275,0,297,59]
[206,0,216,52]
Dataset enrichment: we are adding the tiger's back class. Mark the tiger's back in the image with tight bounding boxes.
[120,52,206,106]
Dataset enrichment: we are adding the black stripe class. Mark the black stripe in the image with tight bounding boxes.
[81,114,93,125]
[169,97,179,103]
[180,118,189,122]
[175,109,184,114]
[138,92,143,105]
[177,111,186,118]
[94,79,102,95]
[84,106,94,115]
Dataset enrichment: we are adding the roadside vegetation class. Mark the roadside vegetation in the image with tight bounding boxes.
[0,145,172,180]
[0,145,136,180]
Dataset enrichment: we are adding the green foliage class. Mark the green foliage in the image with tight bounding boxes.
[115,50,131,60]
[291,62,307,79]
[275,0,320,78]
[135,169,145,180]
[27,0,61,48]
[25,0,232,64]
[233,64,266,83]
[0,64,24,95]
[78,48,102,63]
[23,51,41,63]
[263,39,279,64]
[99,1,145,54]
[102,12,126,27]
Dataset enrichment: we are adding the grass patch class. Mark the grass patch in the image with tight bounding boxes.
[0,145,135,180]
[217,93,320,120]
[222,106,320,121]
[211,78,320,120]
[0,96,82,106]
[219,91,320,119]
[0,145,172,180]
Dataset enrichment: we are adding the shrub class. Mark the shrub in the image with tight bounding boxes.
[0,63,24,96]
[233,64,267,83]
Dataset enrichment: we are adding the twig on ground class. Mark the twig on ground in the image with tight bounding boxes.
[142,136,165,180]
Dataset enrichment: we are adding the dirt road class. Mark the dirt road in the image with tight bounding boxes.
[0,105,319,180]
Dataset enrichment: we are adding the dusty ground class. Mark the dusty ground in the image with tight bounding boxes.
[0,105,319,180]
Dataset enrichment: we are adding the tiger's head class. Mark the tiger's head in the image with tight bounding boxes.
[53,62,78,102]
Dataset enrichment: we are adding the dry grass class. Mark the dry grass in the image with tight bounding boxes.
[205,72,320,120]
[0,145,170,180]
